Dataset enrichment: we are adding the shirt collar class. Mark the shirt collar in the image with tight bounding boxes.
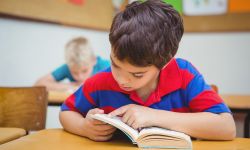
[158,58,182,97]
[130,59,182,106]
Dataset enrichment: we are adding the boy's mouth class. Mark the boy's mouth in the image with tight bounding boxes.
[119,85,132,91]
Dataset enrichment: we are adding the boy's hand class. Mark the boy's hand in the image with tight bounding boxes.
[109,104,156,130]
[84,108,117,141]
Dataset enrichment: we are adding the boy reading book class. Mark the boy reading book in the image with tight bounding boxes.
[91,114,192,149]
[59,0,236,144]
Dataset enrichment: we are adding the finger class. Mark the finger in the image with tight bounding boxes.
[121,109,133,124]
[109,105,129,117]
[92,133,114,142]
[126,114,135,127]
[131,121,139,130]
[91,119,108,125]
[88,108,104,115]
[95,127,117,136]
[95,124,115,131]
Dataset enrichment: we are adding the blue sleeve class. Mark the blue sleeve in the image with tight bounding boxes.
[176,58,231,114]
[92,56,110,75]
[61,84,96,116]
[51,64,75,81]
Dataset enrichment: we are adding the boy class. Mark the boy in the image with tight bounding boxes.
[60,0,235,141]
[35,37,110,91]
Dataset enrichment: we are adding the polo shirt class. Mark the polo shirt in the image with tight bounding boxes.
[61,58,230,116]
[52,56,110,82]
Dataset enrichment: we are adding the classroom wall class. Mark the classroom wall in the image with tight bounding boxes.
[0,18,250,135]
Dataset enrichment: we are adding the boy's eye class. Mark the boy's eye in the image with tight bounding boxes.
[132,74,143,78]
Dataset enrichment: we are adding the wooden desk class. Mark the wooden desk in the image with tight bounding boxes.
[221,95,250,138]
[0,129,249,150]
[221,95,250,109]
[0,128,26,144]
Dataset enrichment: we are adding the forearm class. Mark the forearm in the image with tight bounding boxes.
[151,110,236,140]
[44,82,73,91]
[59,111,87,137]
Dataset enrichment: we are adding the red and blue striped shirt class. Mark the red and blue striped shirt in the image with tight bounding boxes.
[61,58,230,116]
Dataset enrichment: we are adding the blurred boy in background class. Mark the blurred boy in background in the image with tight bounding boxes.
[35,37,110,91]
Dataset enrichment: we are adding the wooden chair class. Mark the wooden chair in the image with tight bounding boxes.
[0,87,48,133]
[210,84,218,93]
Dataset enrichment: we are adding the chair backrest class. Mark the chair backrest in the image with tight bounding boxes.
[210,84,218,93]
[0,87,48,132]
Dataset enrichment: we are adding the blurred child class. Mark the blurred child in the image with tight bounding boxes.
[35,37,110,91]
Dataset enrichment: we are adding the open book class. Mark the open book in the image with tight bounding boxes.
[90,114,192,149]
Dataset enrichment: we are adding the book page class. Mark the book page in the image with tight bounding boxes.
[90,114,139,142]
[138,127,191,143]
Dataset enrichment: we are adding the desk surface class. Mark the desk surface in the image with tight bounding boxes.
[0,128,26,144]
[48,91,250,109]
[0,129,249,150]
[221,95,250,109]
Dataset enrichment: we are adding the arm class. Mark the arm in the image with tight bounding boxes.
[152,110,236,140]
[34,74,76,91]
[59,108,116,141]
[109,104,236,140]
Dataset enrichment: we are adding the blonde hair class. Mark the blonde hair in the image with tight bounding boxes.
[65,37,95,67]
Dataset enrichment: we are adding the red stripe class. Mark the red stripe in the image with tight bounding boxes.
[65,94,77,112]
[179,69,194,89]
[100,106,116,114]
[84,72,124,93]
[84,72,126,93]
[83,86,96,106]
[171,107,190,112]
[189,90,223,112]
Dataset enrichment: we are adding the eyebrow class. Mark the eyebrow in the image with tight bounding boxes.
[110,56,147,74]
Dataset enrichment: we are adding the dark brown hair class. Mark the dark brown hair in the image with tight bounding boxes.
[109,0,184,69]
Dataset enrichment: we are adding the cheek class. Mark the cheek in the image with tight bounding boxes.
[132,76,150,87]
[111,66,118,76]
[71,73,78,79]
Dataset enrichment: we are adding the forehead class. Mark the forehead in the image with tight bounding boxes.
[110,51,156,72]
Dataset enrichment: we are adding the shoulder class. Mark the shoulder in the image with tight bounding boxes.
[52,64,69,74]
[172,58,202,89]
[175,58,200,76]
[96,56,110,65]
[55,64,68,70]
[51,64,72,81]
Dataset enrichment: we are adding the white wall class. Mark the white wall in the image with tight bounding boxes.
[0,18,111,87]
[0,17,250,129]
[178,33,250,94]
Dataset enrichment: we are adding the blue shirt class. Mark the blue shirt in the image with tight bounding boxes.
[52,56,110,82]
[61,58,230,116]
